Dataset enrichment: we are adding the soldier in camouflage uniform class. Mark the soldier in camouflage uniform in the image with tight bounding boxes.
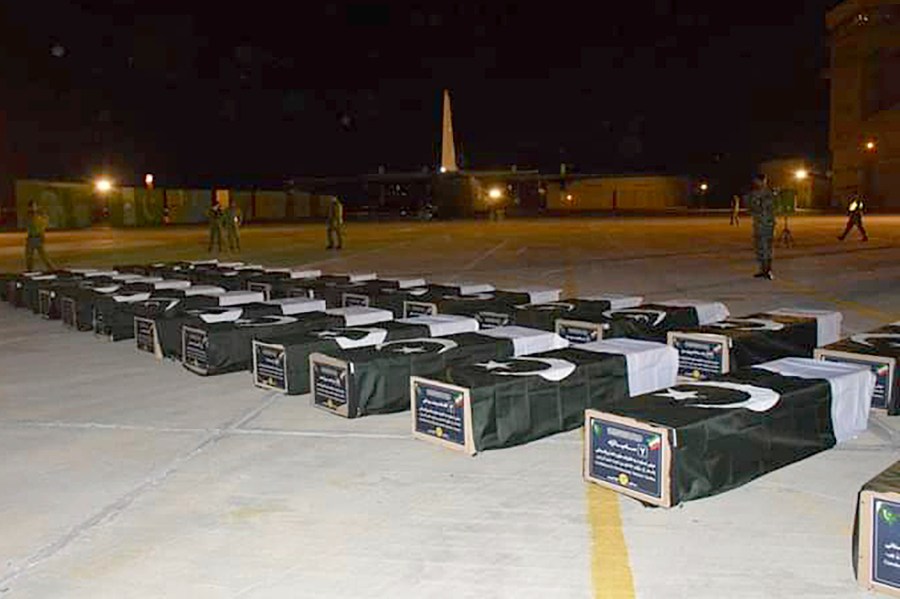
[326,197,344,250]
[24,200,54,271]
[207,199,224,253]
[224,202,242,252]
[744,173,775,280]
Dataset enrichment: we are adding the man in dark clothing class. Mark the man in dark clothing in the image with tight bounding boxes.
[25,201,54,271]
[207,200,224,253]
[838,195,868,242]
[744,173,775,280]
[326,197,344,250]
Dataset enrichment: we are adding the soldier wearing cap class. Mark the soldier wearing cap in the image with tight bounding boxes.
[744,173,775,280]
[24,200,54,271]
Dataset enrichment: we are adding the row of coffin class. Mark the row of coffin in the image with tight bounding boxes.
[3,263,899,511]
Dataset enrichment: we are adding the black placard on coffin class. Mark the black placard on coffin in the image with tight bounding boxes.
[93,286,199,341]
[182,310,334,375]
[669,312,820,381]
[92,281,165,338]
[61,284,126,332]
[418,291,536,329]
[253,320,436,394]
[310,332,520,419]
[154,303,282,359]
[413,348,629,454]
[817,324,900,414]
[131,294,222,355]
[26,275,84,313]
[370,287,432,317]
[585,368,836,507]
[854,460,900,596]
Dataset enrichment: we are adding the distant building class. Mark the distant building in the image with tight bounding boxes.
[826,0,900,208]
[545,175,690,211]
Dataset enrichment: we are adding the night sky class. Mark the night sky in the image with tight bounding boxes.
[0,1,840,191]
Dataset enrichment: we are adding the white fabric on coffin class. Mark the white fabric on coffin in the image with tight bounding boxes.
[477,326,569,356]
[397,314,480,337]
[505,287,562,304]
[756,357,874,443]
[766,308,843,346]
[657,299,730,325]
[577,338,679,397]
[326,306,393,327]
[218,291,265,306]
[266,297,326,314]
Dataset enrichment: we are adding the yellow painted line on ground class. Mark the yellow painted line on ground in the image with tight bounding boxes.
[587,485,636,599]
[566,248,636,599]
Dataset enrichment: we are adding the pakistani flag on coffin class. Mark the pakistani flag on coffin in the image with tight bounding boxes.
[93,279,192,340]
[4,272,47,307]
[313,277,428,310]
[243,269,321,300]
[248,270,322,300]
[817,322,900,414]
[669,309,842,381]
[412,338,678,454]
[188,267,267,291]
[252,314,478,394]
[61,273,152,331]
[598,299,730,343]
[309,325,570,419]
[151,290,269,358]
[295,272,377,305]
[130,286,228,356]
[56,276,121,328]
[35,272,118,320]
[369,286,435,317]
[406,287,562,329]
[513,295,644,334]
[182,305,390,376]
[22,273,82,313]
[584,357,875,507]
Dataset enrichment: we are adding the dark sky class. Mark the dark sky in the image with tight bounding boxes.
[0,1,840,188]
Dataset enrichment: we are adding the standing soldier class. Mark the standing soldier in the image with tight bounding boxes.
[745,173,775,280]
[225,201,242,252]
[838,193,868,242]
[730,194,741,226]
[326,196,344,250]
[207,199,223,253]
[24,200,54,271]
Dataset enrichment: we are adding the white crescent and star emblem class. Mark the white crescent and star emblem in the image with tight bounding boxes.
[654,381,781,412]
[514,302,576,312]
[375,337,459,354]
[234,315,299,327]
[314,327,389,348]
[708,318,785,332]
[602,308,667,326]
[442,293,495,301]
[142,298,180,312]
[476,360,513,371]
[850,333,900,348]
[478,357,578,382]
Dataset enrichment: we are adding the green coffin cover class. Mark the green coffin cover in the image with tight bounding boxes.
[441,347,629,451]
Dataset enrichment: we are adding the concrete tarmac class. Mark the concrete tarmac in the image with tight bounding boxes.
[0,215,898,598]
